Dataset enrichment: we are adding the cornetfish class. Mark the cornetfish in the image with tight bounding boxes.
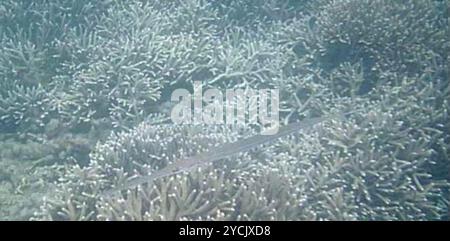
[101,112,349,197]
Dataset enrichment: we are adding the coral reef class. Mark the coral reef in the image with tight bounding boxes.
[273,0,448,91]
[36,82,449,220]
[0,0,448,220]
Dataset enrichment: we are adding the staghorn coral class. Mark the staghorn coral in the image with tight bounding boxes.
[206,28,286,89]
[46,1,221,128]
[0,0,447,220]
[272,0,448,95]
[0,0,296,132]
[0,83,52,133]
[34,119,325,220]
[36,71,449,220]
[0,0,113,132]
[59,0,291,128]
[34,123,239,220]
[0,0,112,86]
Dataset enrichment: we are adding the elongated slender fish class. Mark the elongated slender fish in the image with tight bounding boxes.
[101,112,348,197]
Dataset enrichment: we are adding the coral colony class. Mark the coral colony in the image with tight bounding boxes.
[0,0,448,220]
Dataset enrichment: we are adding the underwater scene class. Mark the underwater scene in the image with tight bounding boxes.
[0,0,448,221]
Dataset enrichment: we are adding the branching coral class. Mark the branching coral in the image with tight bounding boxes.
[274,0,449,95]
[36,78,449,220]
[0,0,447,220]
[0,0,113,132]
[52,0,294,128]
[0,0,298,132]
[35,123,239,220]
[0,83,52,133]
[46,1,222,128]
